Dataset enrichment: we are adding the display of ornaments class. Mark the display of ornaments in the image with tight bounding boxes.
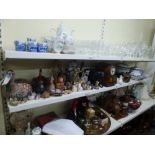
[97,90,142,120]
[14,23,155,59]
[15,38,48,53]
[1,62,148,109]
[67,97,111,135]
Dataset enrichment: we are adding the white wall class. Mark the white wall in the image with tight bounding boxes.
[2,19,101,49]
[2,19,155,49]
[104,19,155,45]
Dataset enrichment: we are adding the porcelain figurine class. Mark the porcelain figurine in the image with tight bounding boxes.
[57,23,74,54]
[86,81,92,90]
[81,82,87,90]
[117,75,123,84]
[81,73,88,84]
[77,82,83,91]
[72,83,78,92]
[49,76,56,94]
[94,81,100,89]
[52,23,75,54]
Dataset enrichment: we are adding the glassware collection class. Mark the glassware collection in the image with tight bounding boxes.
[74,41,155,59]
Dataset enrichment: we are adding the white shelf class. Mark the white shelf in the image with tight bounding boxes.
[103,117,122,135]
[121,57,155,62]
[8,91,85,113]
[104,99,155,135]
[8,78,149,113]
[118,99,155,125]
[4,50,155,62]
[4,50,121,61]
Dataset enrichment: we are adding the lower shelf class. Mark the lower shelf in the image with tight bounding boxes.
[8,98,155,135]
[118,98,155,125]
[104,98,155,135]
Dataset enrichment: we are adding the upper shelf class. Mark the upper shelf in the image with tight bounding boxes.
[4,50,155,62]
